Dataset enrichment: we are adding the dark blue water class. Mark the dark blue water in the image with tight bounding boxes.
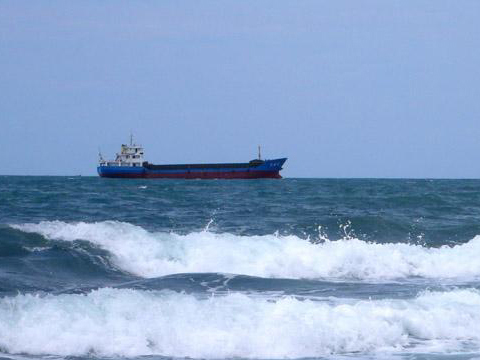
[2,177,480,359]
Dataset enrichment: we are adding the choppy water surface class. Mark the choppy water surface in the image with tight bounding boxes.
[2,177,480,360]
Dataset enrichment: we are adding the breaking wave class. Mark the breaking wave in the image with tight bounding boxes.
[1,288,480,358]
[11,221,480,280]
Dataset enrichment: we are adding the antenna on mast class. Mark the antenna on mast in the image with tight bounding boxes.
[258,145,261,160]
[130,132,133,146]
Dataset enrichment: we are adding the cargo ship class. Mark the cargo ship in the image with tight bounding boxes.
[97,137,287,179]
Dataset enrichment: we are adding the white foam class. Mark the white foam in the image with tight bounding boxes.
[21,246,51,252]
[1,288,480,358]
[11,221,480,280]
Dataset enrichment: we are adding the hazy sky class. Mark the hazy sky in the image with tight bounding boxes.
[1,1,480,177]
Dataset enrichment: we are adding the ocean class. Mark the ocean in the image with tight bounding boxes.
[1,176,480,360]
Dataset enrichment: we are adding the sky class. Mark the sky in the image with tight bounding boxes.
[1,0,480,178]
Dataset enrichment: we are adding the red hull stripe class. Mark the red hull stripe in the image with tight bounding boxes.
[99,170,282,179]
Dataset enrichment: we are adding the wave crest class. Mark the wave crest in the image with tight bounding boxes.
[11,221,480,280]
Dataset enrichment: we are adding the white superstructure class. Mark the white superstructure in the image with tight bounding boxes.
[99,135,145,167]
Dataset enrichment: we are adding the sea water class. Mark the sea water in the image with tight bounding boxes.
[1,177,480,360]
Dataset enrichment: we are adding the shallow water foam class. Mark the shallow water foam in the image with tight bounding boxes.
[1,288,480,358]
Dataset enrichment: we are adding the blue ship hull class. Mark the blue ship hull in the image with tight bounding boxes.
[98,158,287,179]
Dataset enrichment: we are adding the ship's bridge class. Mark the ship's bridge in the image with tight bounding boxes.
[99,141,145,167]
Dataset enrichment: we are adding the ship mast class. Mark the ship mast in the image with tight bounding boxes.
[258,145,261,160]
